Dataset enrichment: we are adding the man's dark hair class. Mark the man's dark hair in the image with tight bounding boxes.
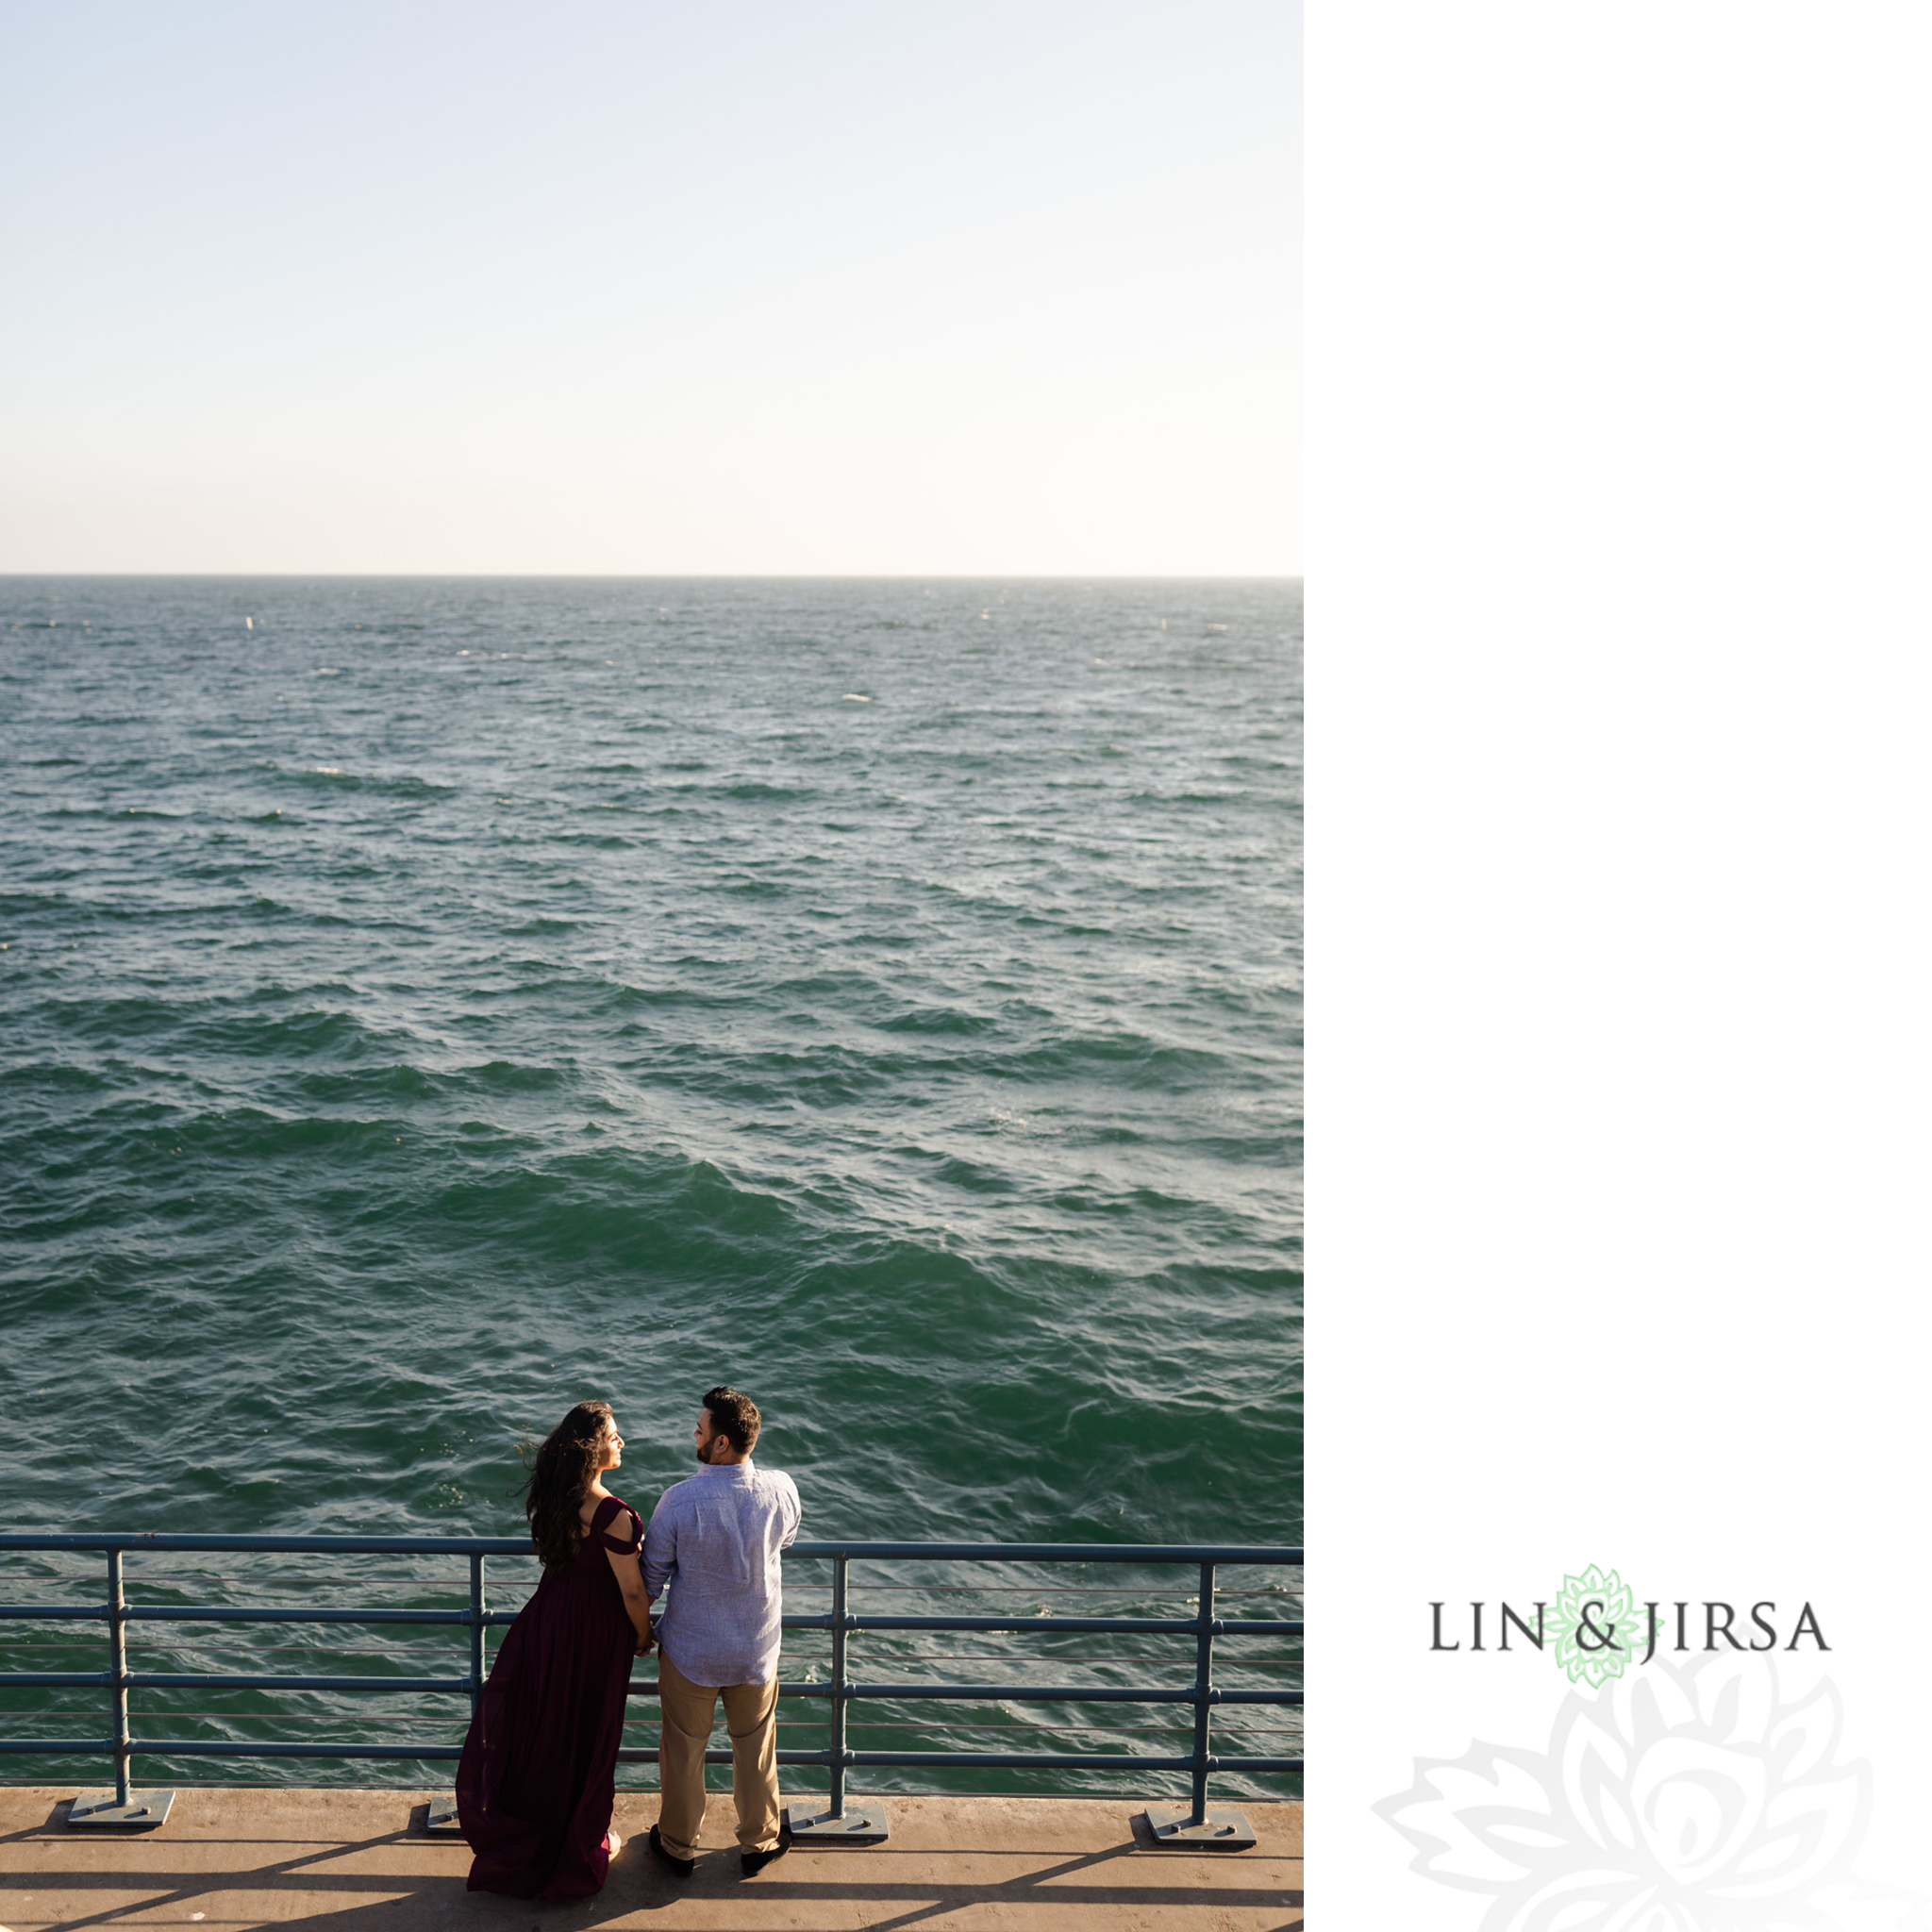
[702,1385,761,1456]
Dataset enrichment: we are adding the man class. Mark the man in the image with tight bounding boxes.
[642,1385,801,1877]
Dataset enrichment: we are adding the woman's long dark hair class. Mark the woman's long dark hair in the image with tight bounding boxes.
[522,1400,614,1573]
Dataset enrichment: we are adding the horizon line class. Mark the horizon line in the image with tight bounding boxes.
[0,570,1303,584]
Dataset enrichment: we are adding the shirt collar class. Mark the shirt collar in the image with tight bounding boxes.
[697,1457,754,1478]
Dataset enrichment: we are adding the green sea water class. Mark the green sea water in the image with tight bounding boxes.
[0,576,1300,1796]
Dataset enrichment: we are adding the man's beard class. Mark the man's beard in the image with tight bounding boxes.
[693,1441,711,1464]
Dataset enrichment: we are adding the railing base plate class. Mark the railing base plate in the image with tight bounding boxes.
[424,1796,462,1835]
[69,1790,175,1830]
[1141,1803,1256,1850]
[783,1802,889,1845]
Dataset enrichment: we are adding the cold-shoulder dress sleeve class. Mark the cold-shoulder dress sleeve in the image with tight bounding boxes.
[589,1495,642,1555]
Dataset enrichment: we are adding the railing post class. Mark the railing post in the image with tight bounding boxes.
[1139,1557,1255,1849]
[1190,1559,1214,1826]
[828,1551,847,1816]
[425,1553,486,1835]
[68,1544,175,1827]
[469,1554,486,1716]
[109,1549,130,1807]
[783,1549,887,1843]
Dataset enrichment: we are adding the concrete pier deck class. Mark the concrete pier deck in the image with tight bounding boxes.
[0,1788,1304,1932]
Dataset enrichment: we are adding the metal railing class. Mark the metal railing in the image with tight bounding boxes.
[0,1533,1303,1832]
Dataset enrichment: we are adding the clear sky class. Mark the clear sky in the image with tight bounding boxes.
[0,1,1299,575]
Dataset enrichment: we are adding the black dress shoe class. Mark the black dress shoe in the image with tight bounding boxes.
[741,1821,791,1876]
[649,1824,694,1876]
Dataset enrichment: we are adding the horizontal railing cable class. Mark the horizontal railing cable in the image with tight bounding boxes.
[0,1533,1302,1814]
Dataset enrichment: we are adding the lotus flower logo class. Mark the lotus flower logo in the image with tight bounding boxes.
[1375,1649,1924,1929]
[1553,1563,1641,1688]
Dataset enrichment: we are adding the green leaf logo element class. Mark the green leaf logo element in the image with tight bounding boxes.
[1552,1564,1639,1687]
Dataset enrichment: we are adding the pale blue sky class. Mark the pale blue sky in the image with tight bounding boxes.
[0,1,1299,574]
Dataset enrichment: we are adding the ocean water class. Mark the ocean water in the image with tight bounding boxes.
[0,575,1300,1797]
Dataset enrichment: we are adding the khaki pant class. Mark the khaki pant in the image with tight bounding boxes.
[655,1652,780,1859]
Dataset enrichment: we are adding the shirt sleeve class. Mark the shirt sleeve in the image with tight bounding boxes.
[643,1491,677,1596]
[777,1474,801,1550]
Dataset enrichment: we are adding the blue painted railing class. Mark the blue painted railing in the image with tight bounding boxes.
[0,1533,1303,1830]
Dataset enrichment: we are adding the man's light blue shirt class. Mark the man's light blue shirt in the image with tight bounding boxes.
[643,1459,801,1688]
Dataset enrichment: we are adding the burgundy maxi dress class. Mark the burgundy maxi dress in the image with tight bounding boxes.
[457,1494,642,1900]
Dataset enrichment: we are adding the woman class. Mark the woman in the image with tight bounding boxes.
[456,1400,653,1900]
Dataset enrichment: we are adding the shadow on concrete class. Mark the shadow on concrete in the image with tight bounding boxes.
[3,1824,434,1932]
[0,1795,76,1840]
[1,1793,1304,1930]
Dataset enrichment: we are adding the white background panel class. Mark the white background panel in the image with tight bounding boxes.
[1311,5,1932,1922]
